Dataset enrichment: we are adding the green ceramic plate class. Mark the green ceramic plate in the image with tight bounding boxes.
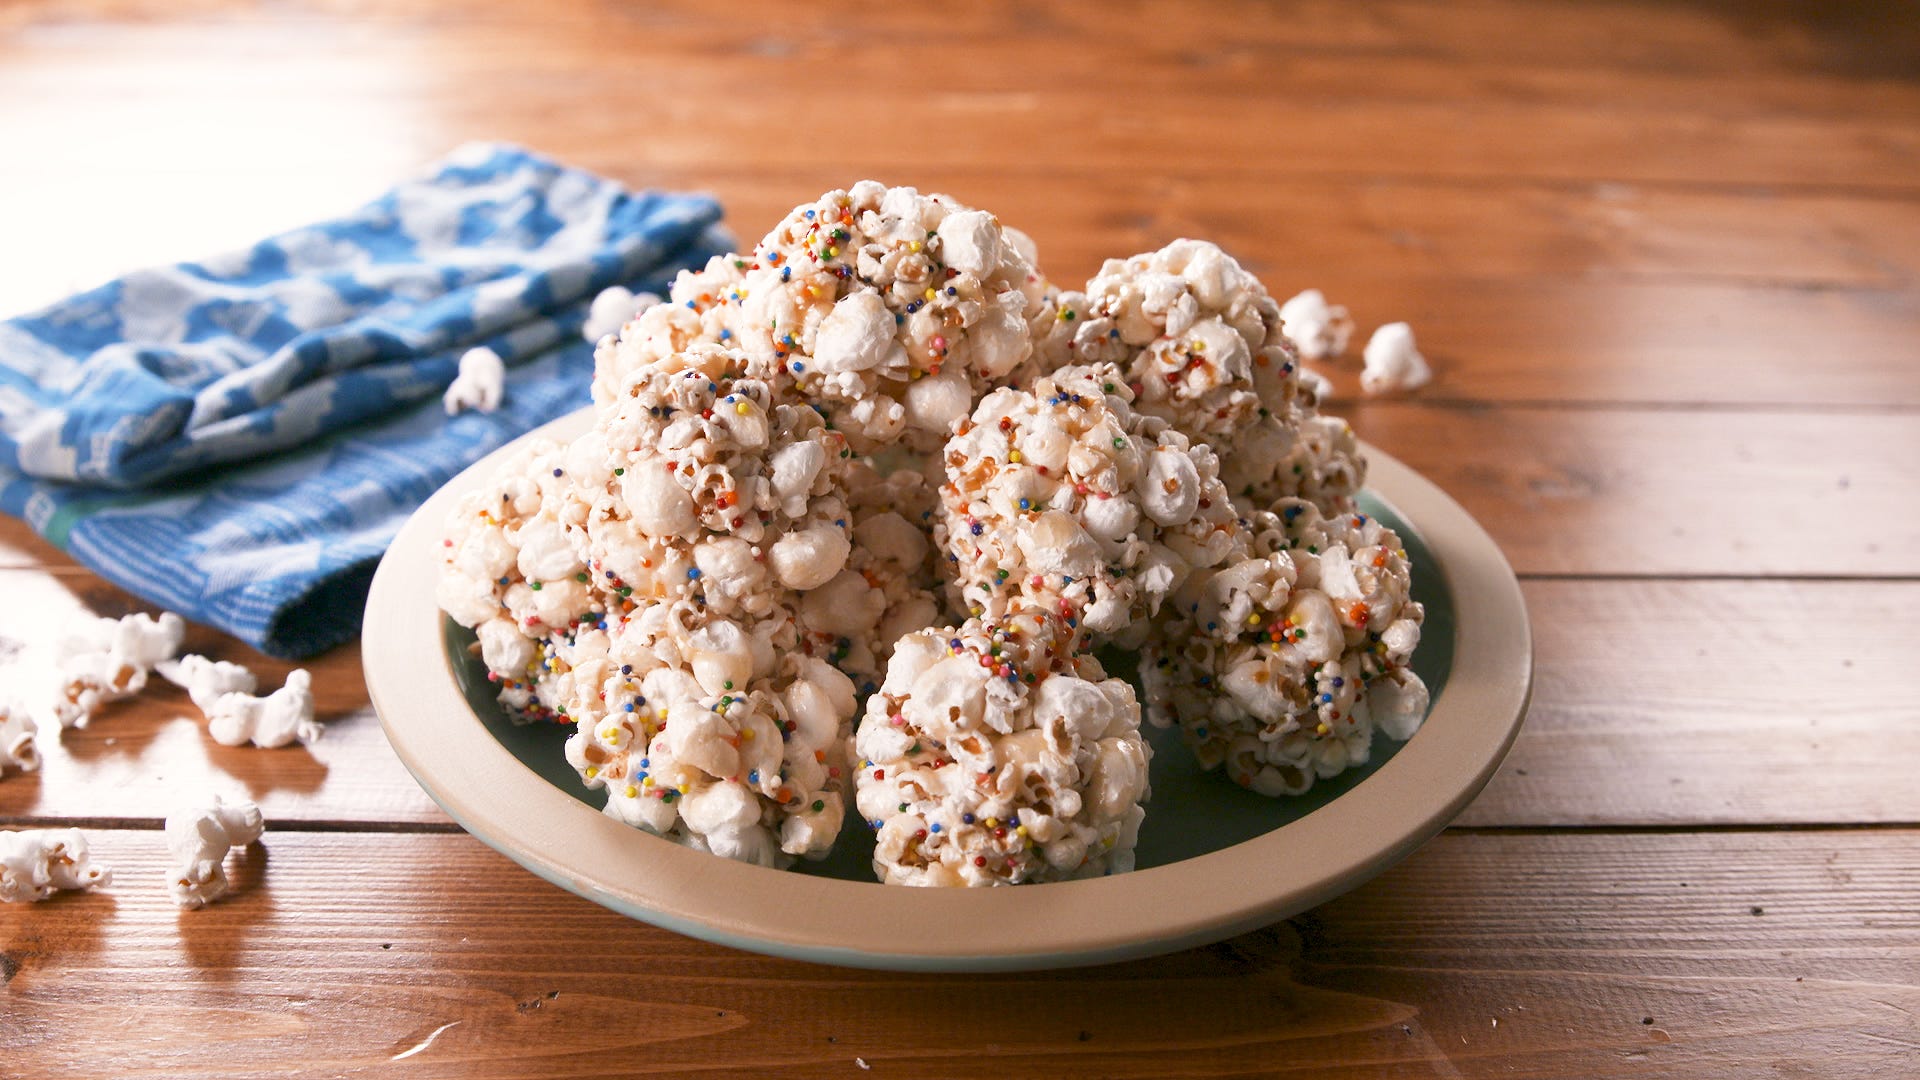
[366,409,1529,971]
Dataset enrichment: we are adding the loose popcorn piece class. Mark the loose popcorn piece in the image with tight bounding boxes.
[1295,364,1334,405]
[156,654,259,712]
[0,700,40,775]
[0,828,111,903]
[1278,289,1355,361]
[444,346,506,415]
[1144,499,1428,796]
[854,611,1150,886]
[204,670,321,748]
[1360,322,1431,396]
[582,285,663,344]
[936,366,1241,647]
[53,611,186,728]
[165,796,265,909]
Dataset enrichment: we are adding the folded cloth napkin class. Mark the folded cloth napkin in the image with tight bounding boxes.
[0,143,730,658]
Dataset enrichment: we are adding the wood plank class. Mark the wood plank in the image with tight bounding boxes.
[5,539,1916,831]
[1,828,1913,1078]
[1464,580,1920,827]
[1355,404,1920,577]
[0,569,446,827]
[9,0,1920,124]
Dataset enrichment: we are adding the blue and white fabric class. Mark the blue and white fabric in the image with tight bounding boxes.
[0,143,728,657]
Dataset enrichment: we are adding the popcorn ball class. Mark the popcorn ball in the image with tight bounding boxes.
[596,183,1049,453]
[936,366,1242,648]
[855,609,1149,886]
[1063,240,1366,515]
[1144,499,1428,796]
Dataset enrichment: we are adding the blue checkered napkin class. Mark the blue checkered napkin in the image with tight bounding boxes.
[0,143,730,658]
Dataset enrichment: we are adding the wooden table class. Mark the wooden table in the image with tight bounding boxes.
[3,2,1917,1075]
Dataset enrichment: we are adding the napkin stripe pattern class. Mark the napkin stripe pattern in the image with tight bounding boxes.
[0,144,730,657]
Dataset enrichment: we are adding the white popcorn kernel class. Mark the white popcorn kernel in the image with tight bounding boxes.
[903,367,973,433]
[1278,289,1354,361]
[1140,447,1201,526]
[0,828,111,903]
[769,522,852,590]
[1360,322,1431,395]
[443,346,506,415]
[474,619,536,678]
[165,795,264,909]
[935,209,1004,275]
[1369,667,1431,741]
[813,291,905,374]
[155,654,259,712]
[203,670,321,748]
[583,285,664,344]
[53,611,187,728]
[622,465,699,539]
[0,701,40,776]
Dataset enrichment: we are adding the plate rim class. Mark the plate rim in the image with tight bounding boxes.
[363,408,1533,972]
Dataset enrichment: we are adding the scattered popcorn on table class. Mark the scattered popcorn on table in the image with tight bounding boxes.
[165,795,265,909]
[0,828,110,903]
[204,670,321,748]
[53,611,185,728]
[436,185,1435,880]
[1360,322,1431,395]
[156,654,259,711]
[1278,289,1354,361]
[0,699,40,775]
[581,285,663,343]
[443,346,506,415]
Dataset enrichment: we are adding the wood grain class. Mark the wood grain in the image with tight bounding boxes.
[0,569,446,827]
[1463,580,1920,827]
[1357,404,1920,576]
[2,828,1914,1079]
[0,0,1916,1075]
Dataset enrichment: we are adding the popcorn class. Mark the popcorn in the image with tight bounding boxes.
[436,187,1433,880]
[581,285,663,344]
[443,346,506,415]
[53,611,185,728]
[0,828,110,903]
[165,796,264,908]
[156,654,258,712]
[0,700,39,775]
[855,612,1149,886]
[204,670,321,748]
[936,366,1240,646]
[1143,499,1427,796]
[1360,322,1431,395]
[599,183,1048,453]
[1073,240,1363,516]
[563,619,858,868]
[1278,289,1354,361]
